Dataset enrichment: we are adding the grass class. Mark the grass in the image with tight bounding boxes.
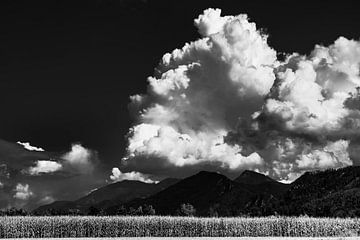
[0,216,359,238]
[3,238,360,240]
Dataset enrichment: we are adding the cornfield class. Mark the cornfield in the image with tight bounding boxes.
[0,216,359,238]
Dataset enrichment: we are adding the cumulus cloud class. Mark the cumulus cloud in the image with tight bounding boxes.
[0,139,102,210]
[110,168,157,184]
[27,160,63,175]
[13,183,33,200]
[120,8,360,182]
[62,144,96,174]
[17,141,45,151]
[249,36,360,180]
[296,140,351,170]
[256,37,360,139]
[263,55,353,135]
[123,8,276,175]
[18,144,95,176]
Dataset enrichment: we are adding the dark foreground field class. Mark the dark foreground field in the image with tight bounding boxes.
[1,216,360,238]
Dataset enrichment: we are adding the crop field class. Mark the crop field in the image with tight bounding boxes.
[0,216,359,238]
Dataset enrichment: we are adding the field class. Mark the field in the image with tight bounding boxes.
[0,216,359,238]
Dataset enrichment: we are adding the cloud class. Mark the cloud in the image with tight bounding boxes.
[0,139,104,210]
[110,168,157,183]
[19,144,95,176]
[27,160,63,175]
[0,164,9,179]
[123,8,276,176]
[257,37,360,138]
[0,181,3,189]
[62,143,96,174]
[263,57,351,135]
[37,195,55,205]
[13,183,33,200]
[119,8,360,182]
[247,36,360,181]
[17,142,45,151]
[296,140,351,170]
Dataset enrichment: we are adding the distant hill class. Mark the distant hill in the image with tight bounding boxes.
[34,166,360,217]
[235,170,289,197]
[33,178,180,215]
[77,178,179,206]
[276,166,360,217]
[110,170,290,216]
[120,171,253,216]
[235,170,275,185]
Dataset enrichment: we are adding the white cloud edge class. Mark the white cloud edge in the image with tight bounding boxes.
[17,141,45,151]
[110,167,158,184]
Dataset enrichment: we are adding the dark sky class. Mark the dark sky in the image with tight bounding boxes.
[1,0,360,209]
[1,0,359,163]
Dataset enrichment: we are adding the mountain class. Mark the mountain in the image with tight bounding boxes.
[276,166,360,217]
[76,178,179,206]
[34,167,360,217]
[120,171,285,216]
[235,170,290,197]
[231,170,290,216]
[33,178,180,215]
[235,170,275,185]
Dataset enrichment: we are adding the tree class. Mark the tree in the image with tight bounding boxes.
[68,209,81,216]
[135,206,143,216]
[128,207,137,216]
[208,206,218,217]
[0,208,28,216]
[44,208,59,216]
[88,206,100,216]
[177,203,196,216]
[143,204,156,215]
[116,205,127,215]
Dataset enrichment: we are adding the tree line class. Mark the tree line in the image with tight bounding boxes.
[1,203,198,216]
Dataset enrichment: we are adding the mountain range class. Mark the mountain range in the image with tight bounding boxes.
[34,177,180,215]
[34,166,360,217]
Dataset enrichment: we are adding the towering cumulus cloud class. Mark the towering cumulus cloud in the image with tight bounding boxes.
[122,8,360,181]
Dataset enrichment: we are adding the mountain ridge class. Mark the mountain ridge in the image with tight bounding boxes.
[110,170,287,216]
[34,177,180,214]
[34,166,360,217]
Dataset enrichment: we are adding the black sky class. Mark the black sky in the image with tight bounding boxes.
[1,0,360,208]
[1,0,359,164]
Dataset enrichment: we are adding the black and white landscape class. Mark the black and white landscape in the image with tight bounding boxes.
[1,0,360,237]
